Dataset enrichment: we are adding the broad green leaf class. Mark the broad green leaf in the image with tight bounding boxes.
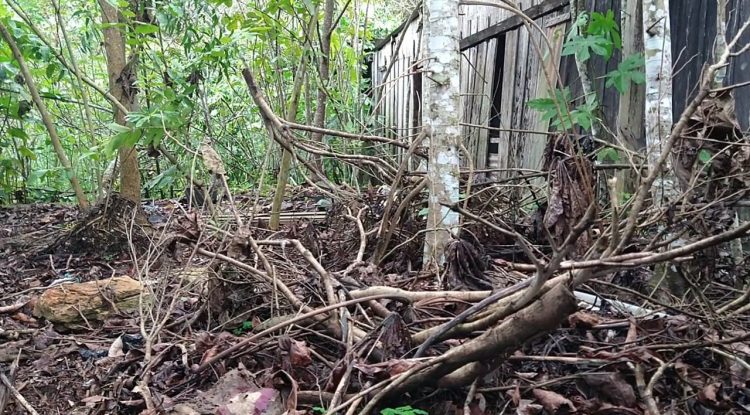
[120,9,136,18]
[605,53,645,94]
[45,63,58,79]
[105,129,140,153]
[107,122,132,133]
[134,23,159,34]
[18,146,36,160]
[97,22,127,31]
[145,165,178,189]
[8,127,28,140]
[0,3,11,19]
[597,147,620,162]
[0,62,17,81]
[588,10,621,51]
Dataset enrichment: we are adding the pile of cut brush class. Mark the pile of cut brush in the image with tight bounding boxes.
[0,186,748,415]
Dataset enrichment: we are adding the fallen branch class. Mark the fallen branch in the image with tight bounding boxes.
[241,67,342,194]
[191,293,409,373]
[359,282,577,413]
[349,286,491,303]
[0,300,28,314]
[0,372,39,415]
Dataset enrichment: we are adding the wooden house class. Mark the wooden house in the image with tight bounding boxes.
[368,0,750,173]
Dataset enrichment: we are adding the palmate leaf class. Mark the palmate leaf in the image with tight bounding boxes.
[529,88,600,132]
[528,88,572,117]
[605,53,645,93]
[588,10,621,50]
[561,35,612,62]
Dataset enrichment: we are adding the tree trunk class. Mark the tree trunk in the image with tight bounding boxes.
[270,13,316,230]
[643,0,687,299]
[0,21,89,209]
[54,0,102,198]
[617,0,646,195]
[642,0,677,206]
[713,0,729,87]
[421,0,461,269]
[99,0,141,204]
[310,0,335,173]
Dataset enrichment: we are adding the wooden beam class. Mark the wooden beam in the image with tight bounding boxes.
[460,0,568,51]
[372,8,420,51]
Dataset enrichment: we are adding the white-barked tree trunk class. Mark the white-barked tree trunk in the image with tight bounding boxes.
[421,0,462,269]
[642,0,678,205]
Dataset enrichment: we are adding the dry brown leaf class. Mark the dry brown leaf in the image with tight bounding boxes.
[386,359,418,377]
[698,382,722,405]
[532,389,576,413]
[507,385,521,406]
[625,318,638,343]
[108,336,125,357]
[81,395,108,404]
[568,311,601,328]
[516,399,543,415]
[288,339,312,367]
[582,372,637,407]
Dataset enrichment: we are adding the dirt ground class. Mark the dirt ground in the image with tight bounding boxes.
[0,191,748,414]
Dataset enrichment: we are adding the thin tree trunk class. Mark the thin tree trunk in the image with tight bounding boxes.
[53,0,102,197]
[99,0,141,204]
[617,0,646,194]
[0,21,89,209]
[643,0,686,299]
[310,0,336,173]
[642,0,677,206]
[270,13,317,230]
[270,65,306,230]
[714,0,729,87]
[421,0,461,269]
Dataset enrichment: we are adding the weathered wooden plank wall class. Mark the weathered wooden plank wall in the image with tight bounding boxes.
[670,0,717,128]
[459,3,508,169]
[369,0,750,174]
[370,15,422,164]
[559,0,622,143]
[489,0,569,177]
[725,1,750,129]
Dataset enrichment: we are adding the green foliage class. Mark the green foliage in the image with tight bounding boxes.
[380,406,428,415]
[698,149,713,164]
[529,8,644,132]
[587,10,621,55]
[528,87,597,131]
[596,147,620,163]
[563,10,621,61]
[606,53,646,93]
[562,32,612,62]
[0,0,402,204]
[232,320,253,335]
